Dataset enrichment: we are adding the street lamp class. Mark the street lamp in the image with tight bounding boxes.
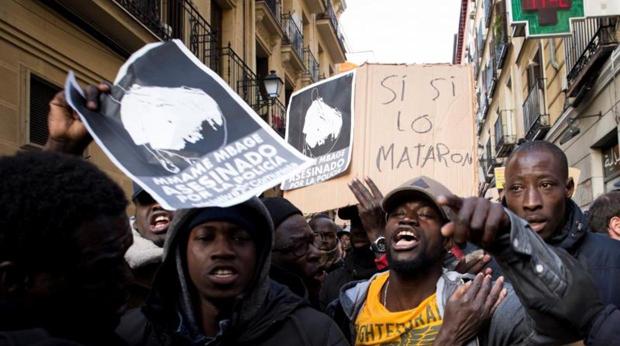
[263,70,283,99]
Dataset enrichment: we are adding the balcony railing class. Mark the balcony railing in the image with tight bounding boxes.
[116,0,219,71]
[522,81,549,140]
[493,2,509,70]
[494,109,516,157]
[252,97,287,137]
[220,45,260,109]
[565,17,618,98]
[282,13,304,61]
[304,47,319,82]
[319,0,347,51]
[484,53,497,99]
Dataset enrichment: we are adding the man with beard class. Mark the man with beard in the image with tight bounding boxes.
[261,197,324,308]
[328,176,547,345]
[44,86,174,307]
[0,151,132,345]
[503,141,620,307]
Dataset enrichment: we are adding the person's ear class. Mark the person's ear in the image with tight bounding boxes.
[565,177,575,198]
[608,216,620,240]
[0,261,28,295]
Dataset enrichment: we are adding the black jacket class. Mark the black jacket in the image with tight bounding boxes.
[118,281,347,346]
[550,199,620,308]
[116,198,347,346]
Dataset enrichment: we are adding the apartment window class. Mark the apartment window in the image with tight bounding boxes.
[527,50,543,90]
[29,75,61,146]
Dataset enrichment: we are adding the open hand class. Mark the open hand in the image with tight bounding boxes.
[348,177,385,242]
[434,273,507,345]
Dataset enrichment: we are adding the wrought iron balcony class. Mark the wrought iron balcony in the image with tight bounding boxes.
[282,13,304,61]
[492,2,509,71]
[484,54,497,99]
[318,0,347,54]
[251,97,287,138]
[494,109,516,157]
[565,17,618,103]
[220,44,260,110]
[522,81,549,140]
[115,0,219,71]
[304,47,319,82]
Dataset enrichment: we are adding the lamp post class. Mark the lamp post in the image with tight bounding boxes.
[263,70,283,100]
[262,70,284,136]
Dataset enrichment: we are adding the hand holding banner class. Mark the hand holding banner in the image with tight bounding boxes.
[65,40,313,210]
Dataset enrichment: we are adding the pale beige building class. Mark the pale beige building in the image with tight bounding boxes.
[0,0,347,197]
[456,0,620,207]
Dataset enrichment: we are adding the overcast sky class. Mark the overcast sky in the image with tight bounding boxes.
[339,0,462,64]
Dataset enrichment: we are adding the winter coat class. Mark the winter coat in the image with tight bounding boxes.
[587,305,620,345]
[116,197,348,346]
[548,199,620,308]
[124,225,164,309]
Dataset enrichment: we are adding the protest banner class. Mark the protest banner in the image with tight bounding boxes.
[281,70,355,190]
[284,63,476,214]
[65,40,313,210]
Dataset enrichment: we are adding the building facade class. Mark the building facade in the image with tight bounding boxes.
[456,0,620,207]
[0,0,346,195]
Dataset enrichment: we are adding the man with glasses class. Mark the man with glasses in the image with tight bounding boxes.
[309,214,343,273]
[262,197,324,309]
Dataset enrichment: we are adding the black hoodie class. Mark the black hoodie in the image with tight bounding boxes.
[116,197,348,346]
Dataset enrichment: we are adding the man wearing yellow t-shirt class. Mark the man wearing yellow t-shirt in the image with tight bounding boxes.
[355,271,443,345]
[327,176,538,345]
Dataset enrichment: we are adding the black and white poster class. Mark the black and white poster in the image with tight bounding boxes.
[281,70,355,190]
[65,40,313,210]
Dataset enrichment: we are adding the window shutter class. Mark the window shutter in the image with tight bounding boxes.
[29,75,61,146]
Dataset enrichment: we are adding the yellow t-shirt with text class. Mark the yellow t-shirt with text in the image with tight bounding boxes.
[354,272,443,345]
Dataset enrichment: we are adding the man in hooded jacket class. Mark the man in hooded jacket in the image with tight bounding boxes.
[116,197,348,346]
[503,140,620,308]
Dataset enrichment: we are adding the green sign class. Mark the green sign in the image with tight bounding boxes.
[510,0,585,37]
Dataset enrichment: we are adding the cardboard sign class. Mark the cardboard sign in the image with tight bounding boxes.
[284,64,476,213]
[65,40,313,210]
[281,71,355,190]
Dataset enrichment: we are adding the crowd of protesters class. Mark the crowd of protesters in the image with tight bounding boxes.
[2,85,620,346]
